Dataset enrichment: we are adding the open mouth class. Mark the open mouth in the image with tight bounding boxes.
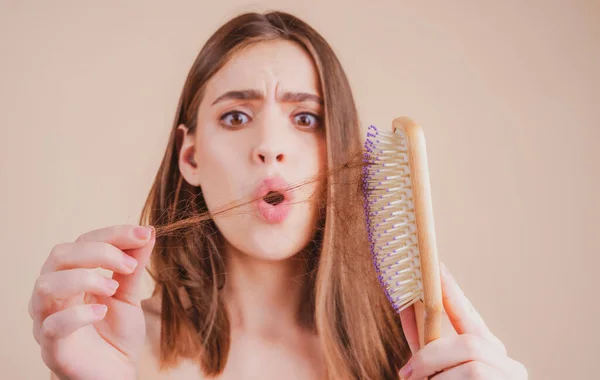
[263,191,285,206]
[255,177,293,224]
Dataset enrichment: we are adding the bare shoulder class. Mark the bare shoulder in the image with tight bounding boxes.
[138,295,205,380]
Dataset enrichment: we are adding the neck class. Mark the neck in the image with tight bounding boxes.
[222,245,311,334]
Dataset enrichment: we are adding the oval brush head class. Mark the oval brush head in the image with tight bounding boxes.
[363,117,443,347]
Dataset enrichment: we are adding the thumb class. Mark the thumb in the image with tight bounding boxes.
[399,304,420,355]
[111,226,155,306]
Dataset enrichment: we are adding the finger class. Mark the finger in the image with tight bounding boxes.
[33,316,41,344]
[38,304,108,344]
[28,296,35,319]
[440,262,506,354]
[399,304,420,354]
[42,241,139,275]
[111,227,155,306]
[75,224,153,250]
[399,334,514,379]
[31,269,119,319]
[429,361,504,380]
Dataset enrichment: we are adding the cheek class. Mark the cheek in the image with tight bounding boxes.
[305,135,327,185]
[293,136,327,207]
[195,135,247,208]
[297,133,326,172]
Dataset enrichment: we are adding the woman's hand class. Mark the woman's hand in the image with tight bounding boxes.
[398,262,528,379]
[28,225,155,380]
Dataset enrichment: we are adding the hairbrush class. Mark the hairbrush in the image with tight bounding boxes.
[362,116,443,350]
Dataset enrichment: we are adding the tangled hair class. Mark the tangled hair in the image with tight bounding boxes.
[140,10,410,379]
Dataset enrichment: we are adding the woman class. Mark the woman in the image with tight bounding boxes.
[29,11,527,380]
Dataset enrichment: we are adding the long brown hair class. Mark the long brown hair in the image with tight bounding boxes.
[140,10,410,379]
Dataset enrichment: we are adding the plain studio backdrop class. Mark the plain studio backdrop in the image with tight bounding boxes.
[1,1,598,379]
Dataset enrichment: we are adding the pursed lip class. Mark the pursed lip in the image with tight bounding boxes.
[254,176,293,200]
[254,176,294,223]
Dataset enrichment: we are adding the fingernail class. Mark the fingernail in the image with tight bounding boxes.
[399,362,412,379]
[106,279,120,293]
[134,226,152,241]
[123,255,138,272]
[92,304,108,317]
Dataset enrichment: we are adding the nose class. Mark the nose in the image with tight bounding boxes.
[252,144,285,165]
[251,113,287,165]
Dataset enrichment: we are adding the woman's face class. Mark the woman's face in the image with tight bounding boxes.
[179,40,326,261]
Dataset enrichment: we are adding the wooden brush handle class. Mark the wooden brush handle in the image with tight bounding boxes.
[414,299,441,348]
[393,117,443,348]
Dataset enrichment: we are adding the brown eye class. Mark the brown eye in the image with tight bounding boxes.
[294,113,319,129]
[220,111,250,127]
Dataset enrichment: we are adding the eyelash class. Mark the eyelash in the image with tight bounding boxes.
[219,110,322,130]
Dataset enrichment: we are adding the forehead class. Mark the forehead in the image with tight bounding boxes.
[205,39,321,96]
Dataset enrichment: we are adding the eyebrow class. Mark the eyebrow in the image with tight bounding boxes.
[211,89,323,106]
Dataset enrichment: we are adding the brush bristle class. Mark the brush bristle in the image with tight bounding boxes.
[363,125,423,312]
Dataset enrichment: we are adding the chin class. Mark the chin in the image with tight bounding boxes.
[218,214,316,262]
[243,225,312,261]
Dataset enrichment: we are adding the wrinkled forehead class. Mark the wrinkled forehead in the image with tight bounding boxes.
[204,40,322,99]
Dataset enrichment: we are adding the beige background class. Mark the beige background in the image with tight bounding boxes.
[1,0,598,378]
